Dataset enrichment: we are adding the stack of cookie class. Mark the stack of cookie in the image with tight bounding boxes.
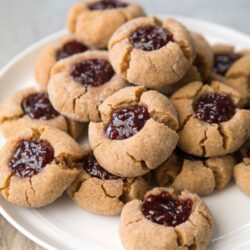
[1,1,250,249]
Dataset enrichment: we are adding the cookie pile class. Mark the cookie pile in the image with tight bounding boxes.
[1,1,250,249]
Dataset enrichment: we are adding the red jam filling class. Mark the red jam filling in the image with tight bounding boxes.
[105,105,150,140]
[71,59,114,87]
[141,191,193,227]
[9,139,54,178]
[193,92,236,124]
[129,25,173,51]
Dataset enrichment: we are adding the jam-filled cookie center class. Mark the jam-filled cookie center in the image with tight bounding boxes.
[9,139,54,178]
[141,191,193,227]
[129,25,174,51]
[88,0,128,10]
[193,92,236,124]
[105,104,150,140]
[213,53,241,76]
[71,59,115,87]
[56,40,88,61]
[79,152,120,180]
[22,93,59,120]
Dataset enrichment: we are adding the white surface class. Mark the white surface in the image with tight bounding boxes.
[0,16,250,250]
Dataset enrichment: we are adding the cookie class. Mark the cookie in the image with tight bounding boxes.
[0,87,84,139]
[89,86,179,177]
[48,50,128,122]
[154,149,235,196]
[0,126,83,208]
[34,35,89,89]
[234,141,250,194]
[191,32,214,80]
[163,65,201,96]
[67,0,145,48]
[67,145,149,215]
[211,44,250,106]
[108,16,195,91]
[171,81,250,157]
[120,187,213,250]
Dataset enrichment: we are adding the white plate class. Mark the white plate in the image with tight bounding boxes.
[0,15,250,250]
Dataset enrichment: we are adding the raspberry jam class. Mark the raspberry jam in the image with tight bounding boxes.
[79,152,120,180]
[141,191,193,227]
[129,25,173,51]
[213,53,241,76]
[88,0,127,10]
[105,105,150,140]
[71,59,114,87]
[193,92,236,124]
[22,93,59,120]
[9,140,54,178]
[56,40,88,61]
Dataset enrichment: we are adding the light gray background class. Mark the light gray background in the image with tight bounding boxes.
[0,0,250,68]
[0,0,249,249]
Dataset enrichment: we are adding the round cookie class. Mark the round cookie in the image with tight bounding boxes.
[211,44,250,106]
[171,81,250,157]
[191,32,214,80]
[108,16,195,91]
[89,86,179,177]
[48,50,128,122]
[234,141,250,195]
[154,149,235,196]
[0,126,83,208]
[67,145,149,215]
[67,0,145,49]
[0,87,84,139]
[34,35,89,89]
[163,65,201,96]
[120,187,213,250]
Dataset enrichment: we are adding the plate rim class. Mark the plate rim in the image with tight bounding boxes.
[1,15,250,250]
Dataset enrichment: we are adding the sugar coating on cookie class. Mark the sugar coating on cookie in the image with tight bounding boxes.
[67,0,145,49]
[171,81,250,157]
[0,126,83,208]
[0,87,84,139]
[120,187,213,250]
[89,86,179,177]
[67,145,149,215]
[34,35,89,88]
[154,149,235,195]
[108,16,195,91]
[48,50,128,122]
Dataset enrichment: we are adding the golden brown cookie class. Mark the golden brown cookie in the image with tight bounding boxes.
[0,126,83,208]
[211,44,250,106]
[171,81,250,157]
[89,86,179,177]
[234,141,250,195]
[163,65,201,96]
[34,35,89,89]
[0,87,84,139]
[120,187,213,250]
[108,16,195,91]
[48,50,128,122]
[191,32,214,80]
[154,149,235,196]
[67,145,149,215]
[67,0,145,49]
